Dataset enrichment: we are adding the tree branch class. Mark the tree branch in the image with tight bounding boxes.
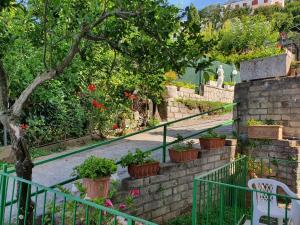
[0,60,8,113]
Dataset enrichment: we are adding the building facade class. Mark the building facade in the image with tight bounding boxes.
[224,0,284,9]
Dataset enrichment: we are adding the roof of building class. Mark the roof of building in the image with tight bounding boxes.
[224,0,245,4]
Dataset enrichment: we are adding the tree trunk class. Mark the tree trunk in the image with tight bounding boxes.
[7,120,34,225]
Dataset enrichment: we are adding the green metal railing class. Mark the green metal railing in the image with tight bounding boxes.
[0,165,157,225]
[192,156,300,225]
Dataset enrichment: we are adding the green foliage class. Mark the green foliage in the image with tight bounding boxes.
[172,81,196,89]
[166,213,191,225]
[147,117,160,127]
[176,98,233,114]
[73,156,117,179]
[247,119,279,126]
[30,146,66,159]
[200,130,226,139]
[120,149,156,167]
[223,81,235,86]
[171,134,195,152]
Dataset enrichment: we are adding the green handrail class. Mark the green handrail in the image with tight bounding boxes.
[7,102,237,173]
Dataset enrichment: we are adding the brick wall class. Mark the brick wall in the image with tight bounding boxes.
[234,76,300,138]
[244,139,300,195]
[119,144,236,224]
[160,85,234,121]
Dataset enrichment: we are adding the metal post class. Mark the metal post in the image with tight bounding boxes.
[0,164,8,224]
[163,125,167,163]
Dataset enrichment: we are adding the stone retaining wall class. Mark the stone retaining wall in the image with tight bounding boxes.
[160,85,234,121]
[234,76,300,138]
[119,143,236,224]
[244,139,300,195]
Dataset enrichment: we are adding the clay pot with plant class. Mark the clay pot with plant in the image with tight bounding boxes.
[247,119,283,140]
[199,130,226,150]
[73,156,117,199]
[120,149,160,179]
[169,134,198,163]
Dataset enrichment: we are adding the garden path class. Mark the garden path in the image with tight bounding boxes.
[31,113,233,187]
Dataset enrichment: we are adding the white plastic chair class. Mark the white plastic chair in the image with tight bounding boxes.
[248,178,299,225]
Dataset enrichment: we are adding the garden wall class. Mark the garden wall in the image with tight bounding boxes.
[159,85,234,121]
[244,139,300,195]
[234,76,300,138]
[119,141,236,224]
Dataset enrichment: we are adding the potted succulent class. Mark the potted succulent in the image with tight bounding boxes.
[199,130,226,150]
[169,135,198,163]
[73,156,117,199]
[247,119,283,140]
[120,149,160,179]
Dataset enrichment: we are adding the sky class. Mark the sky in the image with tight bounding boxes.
[168,0,228,9]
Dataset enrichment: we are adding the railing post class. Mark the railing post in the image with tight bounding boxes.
[0,164,8,224]
[163,124,167,163]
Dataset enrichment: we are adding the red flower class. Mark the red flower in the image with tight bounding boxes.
[20,124,29,130]
[112,124,119,130]
[129,189,140,198]
[119,203,126,210]
[128,94,136,100]
[104,199,113,207]
[87,84,96,92]
[92,100,105,109]
[124,92,130,97]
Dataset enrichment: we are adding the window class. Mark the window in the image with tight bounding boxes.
[252,0,258,5]
[243,2,248,7]
[264,0,268,3]
[235,4,239,8]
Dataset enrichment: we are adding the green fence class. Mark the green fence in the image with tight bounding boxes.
[192,156,300,225]
[0,165,157,225]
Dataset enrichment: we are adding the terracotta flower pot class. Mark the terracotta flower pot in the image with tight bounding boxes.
[248,125,283,140]
[199,138,225,150]
[128,162,160,179]
[83,177,110,199]
[169,148,198,163]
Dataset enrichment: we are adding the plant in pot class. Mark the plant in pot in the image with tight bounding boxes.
[223,81,235,90]
[120,149,160,179]
[73,156,117,199]
[169,134,198,163]
[164,71,178,98]
[247,119,283,140]
[199,130,226,150]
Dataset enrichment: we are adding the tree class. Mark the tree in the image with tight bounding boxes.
[0,1,209,223]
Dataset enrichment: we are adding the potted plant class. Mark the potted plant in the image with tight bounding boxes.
[169,135,198,163]
[247,119,283,140]
[120,149,160,179]
[73,156,117,199]
[164,71,178,98]
[199,130,226,150]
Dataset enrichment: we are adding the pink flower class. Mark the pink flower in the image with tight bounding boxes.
[119,203,126,210]
[129,189,140,198]
[104,199,113,207]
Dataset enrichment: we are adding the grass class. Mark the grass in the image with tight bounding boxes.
[30,145,67,159]
[166,213,192,225]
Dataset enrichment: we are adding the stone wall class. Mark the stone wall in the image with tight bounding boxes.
[160,85,234,121]
[235,76,300,138]
[244,139,300,195]
[120,143,236,224]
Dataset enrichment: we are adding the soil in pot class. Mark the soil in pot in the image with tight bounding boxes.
[169,148,198,163]
[83,177,110,199]
[128,162,160,179]
[199,138,225,150]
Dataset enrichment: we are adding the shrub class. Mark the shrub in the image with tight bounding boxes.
[247,119,278,126]
[164,71,177,85]
[74,156,117,179]
[172,81,196,89]
[147,118,160,127]
[120,149,156,167]
[223,81,235,86]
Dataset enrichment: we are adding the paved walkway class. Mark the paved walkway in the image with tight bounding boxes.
[31,113,233,187]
